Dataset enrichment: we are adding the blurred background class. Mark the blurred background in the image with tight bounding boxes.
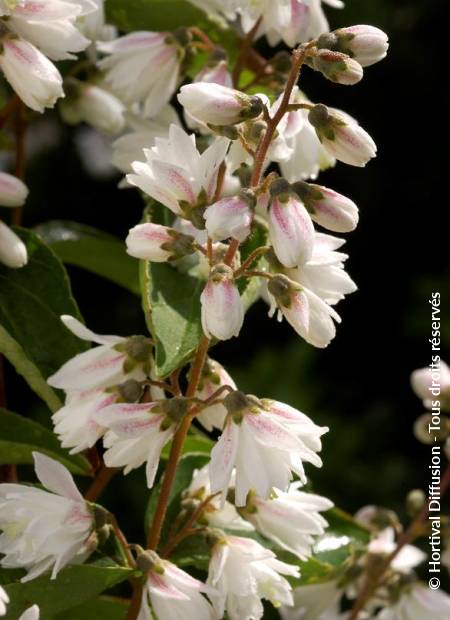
[2,0,448,561]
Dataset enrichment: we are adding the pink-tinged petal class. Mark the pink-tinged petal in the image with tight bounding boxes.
[209,420,239,498]
[151,160,197,205]
[94,403,160,438]
[60,315,124,346]
[32,452,83,502]
[148,572,190,600]
[245,413,302,451]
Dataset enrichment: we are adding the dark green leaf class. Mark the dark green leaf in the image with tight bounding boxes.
[53,596,129,620]
[145,453,209,539]
[0,228,88,379]
[0,407,91,475]
[35,220,139,296]
[2,560,134,620]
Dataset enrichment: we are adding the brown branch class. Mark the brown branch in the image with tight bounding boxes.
[84,465,119,502]
[232,18,263,87]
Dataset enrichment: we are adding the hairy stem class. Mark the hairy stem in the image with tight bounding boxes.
[146,336,210,550]
[348,462,450,620]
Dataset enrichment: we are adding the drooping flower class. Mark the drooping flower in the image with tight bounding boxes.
[0,220,28,268]
[240,482,333,560]
[207,533,299,620]
[268,273,341,348]
[98,30,184,117]
[137,551,217,620]
[292,181,358,233]
[95,398,188,488]
[200,264,244,341]
[319,25,389,68]
[195,358,237,431]
[0,452,95,581]
[0,586,8,616]
[47,315,152,392]
[209,391,327,506]
[0,38,64,112]
[411,360,450,409]
[126,222,196,262]
[312,50,363,86]
[368,528,426,573]
[375,584,450,620]
[127,125,229,225]
[0,171,29,207]
[309,104,377,167]
[204,190,255,243]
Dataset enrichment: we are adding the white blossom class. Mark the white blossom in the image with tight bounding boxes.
[0,38,64,112]
[47,315,150,392]
[195,358,237,431]
[19,606,40,620]
[294,183,358,233]
[312,50,363,86]
[5,0,94,61]
[204,192,254,243]
[0,586,8,616]
[368,528,426,573]
[98,31,182,117]
[201,264,244,341]
[209,391,327,506]
[127,125,229,220]
[0,452,94,581]
[330,25,389,68]
[281,580,343,620]
[268,193,315,268]
[0,171,28,207]
[411,360,450,409]
[77,0,116,42]
[376,584,450,620]
[61,82,125,134]
[0,220,28,268]
[126,222,195,262]
[207,534,299,620]
[243,482,333,560]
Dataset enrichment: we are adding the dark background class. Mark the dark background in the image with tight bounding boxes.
[3,0,449,552]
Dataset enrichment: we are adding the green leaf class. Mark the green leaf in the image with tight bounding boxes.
[141,206,268,378]
[0,325,62,413]
[35,220,140,296]
[2,560,134,620]
[53,596,129,620]
[0,407,91,475]
[105,0,206,31]
[0,228,88,379]
[145,453,209,539]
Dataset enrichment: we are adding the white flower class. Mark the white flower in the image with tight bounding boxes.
[138,553,217,620]
[0,452,94,581]
[126,222,195,262]
[204,192,254,243]
[411,361,450,409]
[376,584,450,620]
[196,59,233,88]
[293,182,358,233]
[243,482,333,560]
[281,580,342,620]
[328,25,389,68]
[0,38,63,112]
[207,534,299,620]
[112,107,179,175]
[209,391,327,506]
[201,264,244,341]
[127,125,229,221]
[0,220,28,268]
[0,586,8,616]
[195,358,237,431]
[77,0,116,42]
[187,0,236,20]
[19,606,40,620]
[6,0,93,61]
[61,82,125,135]
[288,233,357,305]
[0,171,28,207]
[268,274,341,348]
[312,50,363,85]
[47,315,151,392]
[95,400,183,488]
[268,192,315,268]
[186,465,252,531]
[98,31,182,117]
[368,528,426,573]
[309,104,377,168]
[280,109,336,182]
[178,83,264,127]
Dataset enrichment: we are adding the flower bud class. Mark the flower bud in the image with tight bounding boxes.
[312,50,363,85]
[0,221,28,268]
[0,172,28,208]
[323,25,389,68]
[200,263,244,340]
[406,489,426,518]
[204,191,255,242]
[293,182,359,233]
[309,104,377,167]
[61,80,125,135]
[0,38,63,113]
[178,83,263,126]
[126,223,196,262]
[268,190,315,268]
